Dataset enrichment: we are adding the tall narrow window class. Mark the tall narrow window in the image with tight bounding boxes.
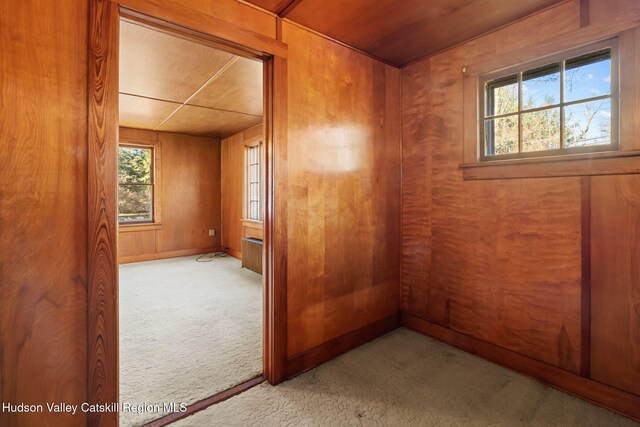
[245,143,262,221]
[481,42,616,160]
[118,145,154,223]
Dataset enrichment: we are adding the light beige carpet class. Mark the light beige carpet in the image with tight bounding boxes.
[174,328,637,427]
[119,255,262,427]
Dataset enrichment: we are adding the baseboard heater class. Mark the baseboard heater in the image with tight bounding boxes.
[241,237,263,274]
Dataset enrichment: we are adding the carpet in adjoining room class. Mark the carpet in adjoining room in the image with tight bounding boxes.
[119,255,262,427]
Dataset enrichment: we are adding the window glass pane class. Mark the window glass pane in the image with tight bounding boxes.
[119,147,152,184]
[564,50,611,103]
[564,99,612,147]
[118,185,152,223]
[522,108,560,152]
[485,115,519,156]
[486,75,518,117]
[522,64,561,109]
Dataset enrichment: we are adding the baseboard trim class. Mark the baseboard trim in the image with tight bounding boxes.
[401,312,640,422]
[143,375,264,427]
[227,248,241,259]
[286,313,400,379]
[119,247,223,264]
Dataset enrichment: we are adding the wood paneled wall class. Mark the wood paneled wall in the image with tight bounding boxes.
[282,22,402,358]
[118,127,222,263]
[0,1,88,426]
[221,124,264,258]
[401,0,640,418]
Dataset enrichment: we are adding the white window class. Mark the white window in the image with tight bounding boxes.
[480,41,617,160]
[245,143,262,221]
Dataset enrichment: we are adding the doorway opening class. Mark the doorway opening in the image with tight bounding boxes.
[116,15,267,427]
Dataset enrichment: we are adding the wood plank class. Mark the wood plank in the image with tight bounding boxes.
[155,132,222,252]
[0,1,89,425]
[119,246,223,264]
[117,129,221,260]
[88,0,119,426]
[286,314,400,378]
[403,313,640,422]
[619,27,640,151]
[114,0,286,58]
[461,153,640,180]
[157,104,262,138]
[264,53,289,383]
[591,174,640,396]
[120,19,235,102]
[283,22,401,357]
[188,57,264,116]
[119,94,180,130]
[144,375,264,427]
[401,61,432,319]
[281,0,562,66]
[221,130,246,255]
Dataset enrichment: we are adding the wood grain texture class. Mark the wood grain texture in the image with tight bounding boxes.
[403,313,640,421]
[188,56,264,116]
[286,314,400,378]
[402,2,586,374]
[88,0,119,425]
[221,124,265,256]
[264,54,289,383]
[283,22,402,357]
[278,0,562,66]
[221,130,246,255]
[144,375,264,427]
[119,19,234,102]
[117,128,222,262]
[591,174,640,396]
[0,1,89,425]
[401,60,432,319]
[115,0,284,57]
[157,104,262,138]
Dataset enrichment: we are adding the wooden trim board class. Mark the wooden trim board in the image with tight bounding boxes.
[118,246,224,264]
[285,314,400,379]
[401,313,640,422]
[87,1,120,425]
[143,376,264,427]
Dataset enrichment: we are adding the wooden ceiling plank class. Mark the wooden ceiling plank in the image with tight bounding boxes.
[279,0,305,18]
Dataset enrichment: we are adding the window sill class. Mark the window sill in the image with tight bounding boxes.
[242,219,263,229]
[119,223,162,233]
[460,151,640,180]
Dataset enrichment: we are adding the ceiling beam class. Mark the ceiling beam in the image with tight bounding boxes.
[278,0,304,18]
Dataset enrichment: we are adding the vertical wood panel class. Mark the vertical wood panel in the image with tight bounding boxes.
[591,174,640,395]
[401,61,432,319]
[0,1,89,425]
[283,22,401,357]
[88,0,119,425]
[402,4,585,374]
[221,131,246,257]
[156,132,221,253]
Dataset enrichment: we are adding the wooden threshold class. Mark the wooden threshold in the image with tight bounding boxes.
[144,375,265,427]
[286,313,400,378]
[119,247,224,264]
[401,313,640,422]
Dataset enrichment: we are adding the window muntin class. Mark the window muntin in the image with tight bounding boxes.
[245,143,262,221]
[118,145,154,223]
[481,44,615,160]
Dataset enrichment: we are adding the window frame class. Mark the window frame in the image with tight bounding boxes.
[478,39,619,162]
[243,139,263,222]
[118,143,156,225]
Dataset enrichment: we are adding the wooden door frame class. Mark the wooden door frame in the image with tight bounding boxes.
[88,1,288,425]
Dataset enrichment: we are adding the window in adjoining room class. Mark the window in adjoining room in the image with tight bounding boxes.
[245,143,262,221]
[481,42,616,160]
[118,145,154,223]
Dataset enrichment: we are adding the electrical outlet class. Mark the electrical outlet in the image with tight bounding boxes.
[209,229,216,237]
